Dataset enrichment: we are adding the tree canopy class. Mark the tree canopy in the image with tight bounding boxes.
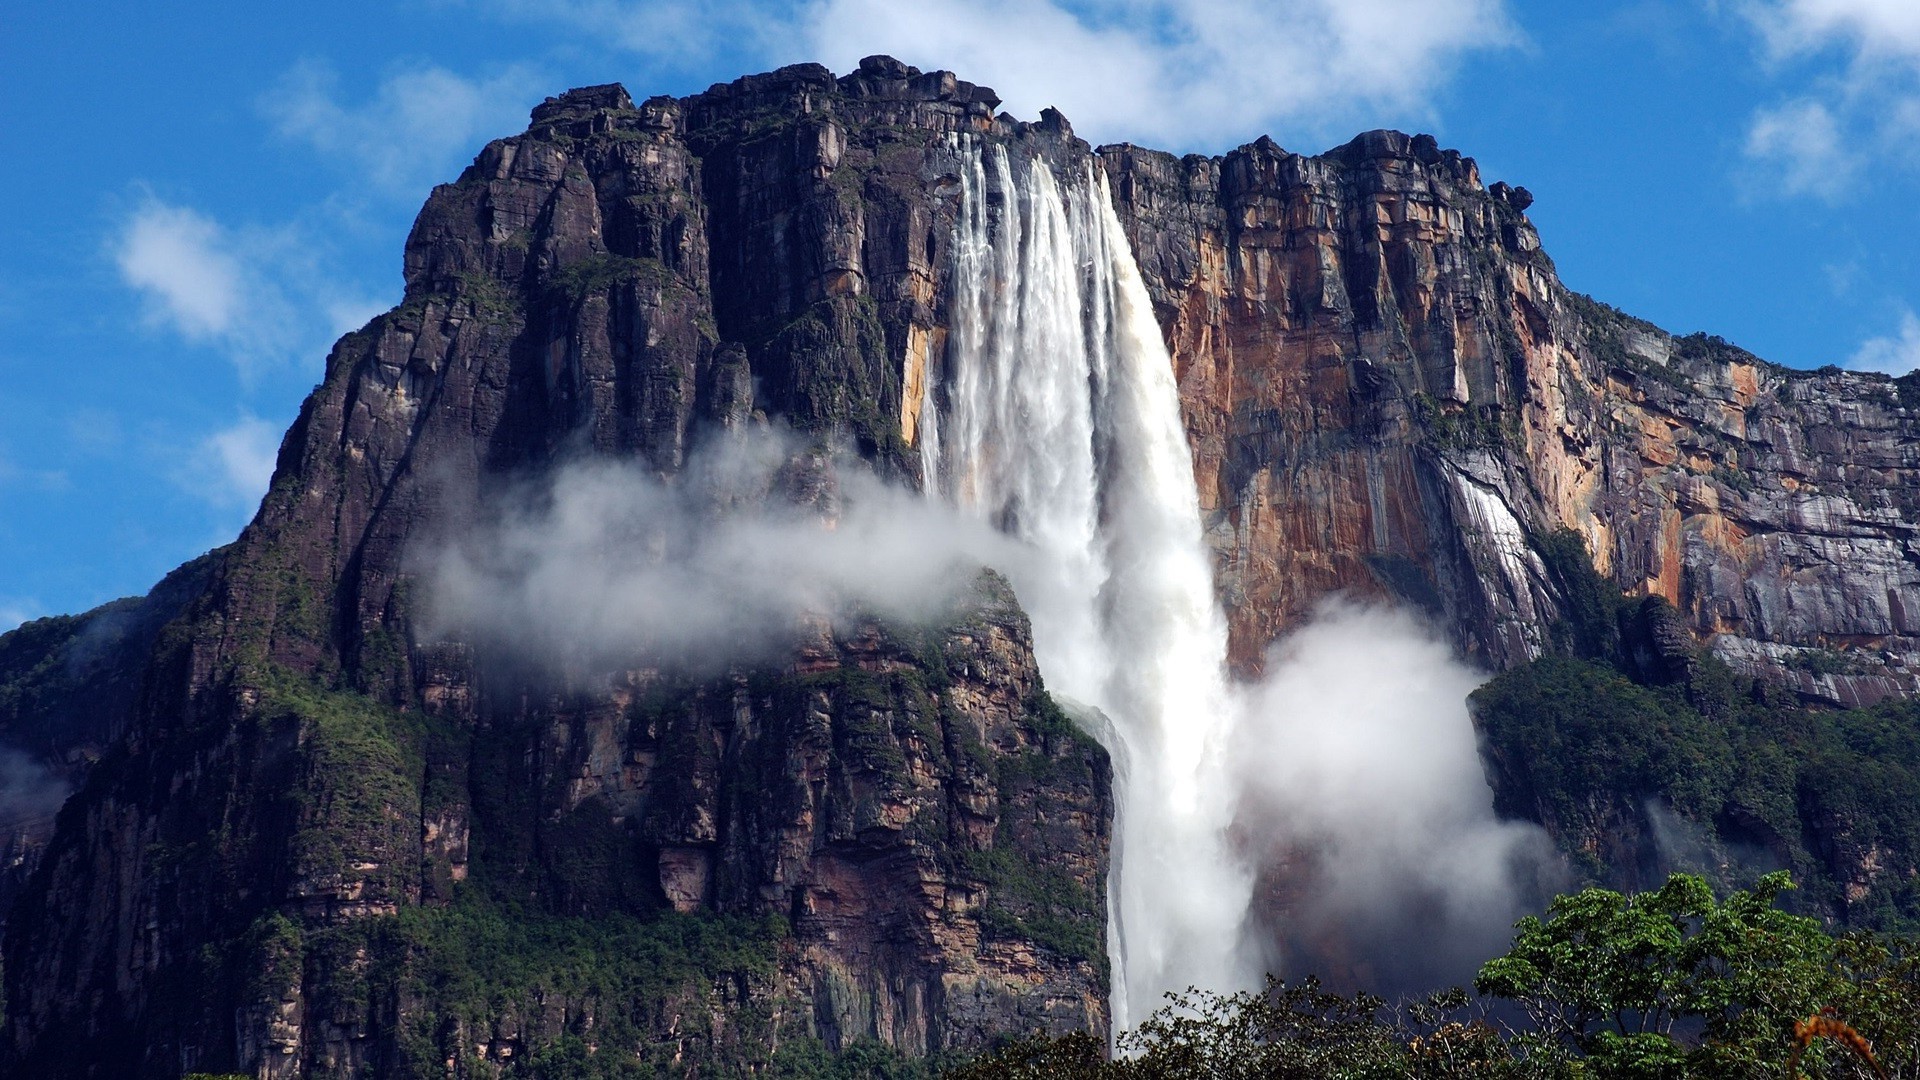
[948,872,1920,1079]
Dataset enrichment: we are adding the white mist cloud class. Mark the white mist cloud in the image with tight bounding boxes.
[1846,310,1920,374]
[196,415,281,510]
[420,432,1022,669]
[261,60,543,193]
[477,0,1515,149]
[1742,0,1920,199]
[423,426,1556,996]
[0,748,69,828]
[116,202,246,341]
[1229,601,1557,992]
[1743,98,1857,199]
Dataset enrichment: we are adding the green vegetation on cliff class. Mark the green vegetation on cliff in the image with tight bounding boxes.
[1472,530,1920,930]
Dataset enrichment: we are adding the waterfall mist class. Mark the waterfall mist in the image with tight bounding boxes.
[418,430,1024,672]
[925,138,1553,1030]
[1232,601,1562,996]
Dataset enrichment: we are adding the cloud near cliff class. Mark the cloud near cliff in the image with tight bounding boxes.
[419,431,1022,670]
[479,0,1517,149]
[809,0,1517,146]
[113,198,389,377]
[1846,309,1920,375]
[1741,0,1920,200]
[260,60,544,194]
[0,749,69,830]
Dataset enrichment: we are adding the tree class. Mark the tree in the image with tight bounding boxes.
[949,873,1920,1079]
[1474,871,1912,1079]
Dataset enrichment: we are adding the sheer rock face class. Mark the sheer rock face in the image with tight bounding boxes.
[1103,134,1920,696]
[5,56,1920,1077]
[1,62,1109,1079]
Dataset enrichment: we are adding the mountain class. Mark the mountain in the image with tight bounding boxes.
[4,56,1919,1077]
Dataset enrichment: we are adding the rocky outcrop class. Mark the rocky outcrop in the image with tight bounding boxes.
[1102,135,1920,696]
[1,62,1111,1079]
[0,552,221,920]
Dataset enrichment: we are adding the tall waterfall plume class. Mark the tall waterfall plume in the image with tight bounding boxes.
[923,138,1255,1031]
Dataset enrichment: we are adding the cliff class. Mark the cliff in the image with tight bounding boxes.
[1102,136,1920,698]
[2,63,1112,1078]
[4,56,1919,1076]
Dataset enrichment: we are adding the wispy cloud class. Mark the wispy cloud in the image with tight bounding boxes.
[1752,0,1920,61]
[1741,0,1920,199]
[1743,98,1857,198]
[115,202,249,342]
[261,60,543,193]
[1846,310,1920,374]
[481,0,788,70]
[177,414,280,516]
[480,0,1517,149]
[112,197,389,376]
[0,600,40,635]
[0,446,69,493]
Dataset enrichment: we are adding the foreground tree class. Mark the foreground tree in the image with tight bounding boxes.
[948,873,1920,1079]
[1476,870,1917,1077]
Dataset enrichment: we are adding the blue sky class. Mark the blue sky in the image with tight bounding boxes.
[3,0,1918,628]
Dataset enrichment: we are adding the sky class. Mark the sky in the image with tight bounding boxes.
[2,0,1917,629]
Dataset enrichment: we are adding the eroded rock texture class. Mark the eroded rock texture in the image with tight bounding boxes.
[1,63,1110,1079]
[1102,134,1920,698]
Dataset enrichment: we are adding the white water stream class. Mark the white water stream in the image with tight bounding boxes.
[923,139,1256,1032]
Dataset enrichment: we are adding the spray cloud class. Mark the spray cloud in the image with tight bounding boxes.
[1230,601,1560,994]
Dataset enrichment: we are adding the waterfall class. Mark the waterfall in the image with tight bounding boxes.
[925,138,1256,1033]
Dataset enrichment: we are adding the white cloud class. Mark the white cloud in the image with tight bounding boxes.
[261,60,543,192]
[0,600,40,634]
[115,203,244,340]
[1743,99,1856,198]
[113,199,308,372]
[422,430,1022,669]
[183,415,281,512]
[1742,0,1920,198]
[807,0,1516,146]
[1231,601,1557,990]
[1754,0,1920,61]
[483,0,1516,149]
[112,197,396,376]
[1846,310,1920,374]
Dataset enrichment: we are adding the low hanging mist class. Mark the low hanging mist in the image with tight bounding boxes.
[419,135,1557,1034]
[419,432,1022,671]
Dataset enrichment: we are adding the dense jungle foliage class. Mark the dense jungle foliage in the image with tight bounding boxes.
[1472,530,1920,930]
[952,872,1920,1079]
